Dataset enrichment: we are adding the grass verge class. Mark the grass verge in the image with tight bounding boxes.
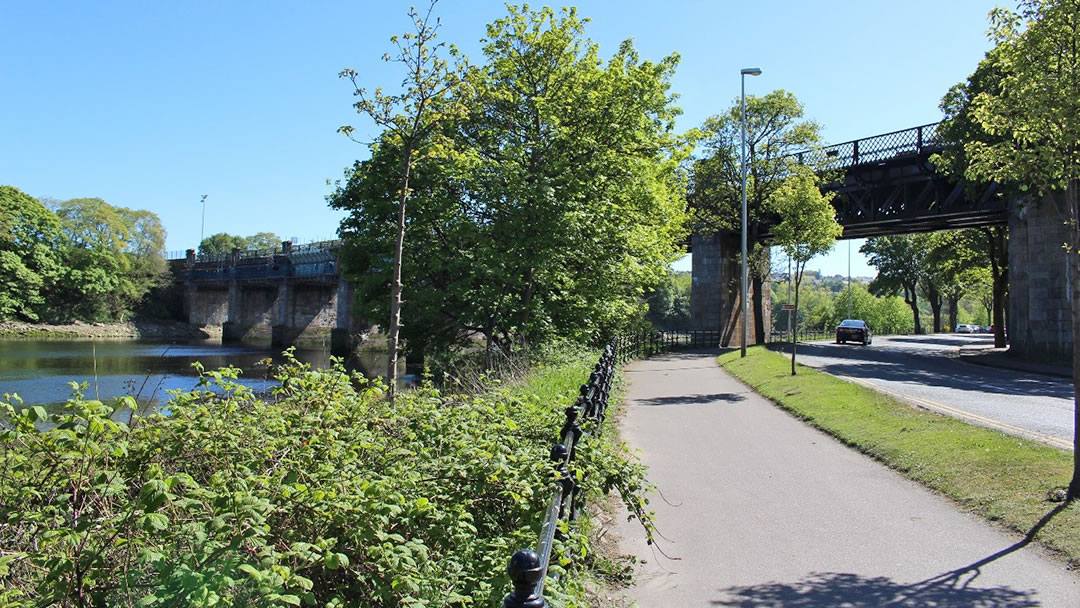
[719,346,1080,568]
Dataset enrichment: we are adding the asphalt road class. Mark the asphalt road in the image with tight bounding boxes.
[791,333,1074,451]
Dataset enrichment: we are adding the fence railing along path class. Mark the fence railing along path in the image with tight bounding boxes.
[500,329,720,607]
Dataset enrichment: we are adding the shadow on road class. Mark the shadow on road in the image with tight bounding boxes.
[794,343,1071,400]
[636,393,746,407]
[710,571,1037,607]
[710,503,1069,607]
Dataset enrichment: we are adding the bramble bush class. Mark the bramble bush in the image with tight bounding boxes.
[0,351,650,607]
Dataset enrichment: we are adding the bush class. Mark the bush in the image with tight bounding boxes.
[0,352,648,606]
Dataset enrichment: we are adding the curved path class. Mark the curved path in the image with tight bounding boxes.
[613,350,1079,607]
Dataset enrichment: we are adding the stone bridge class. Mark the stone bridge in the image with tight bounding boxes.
[179,241,364,354]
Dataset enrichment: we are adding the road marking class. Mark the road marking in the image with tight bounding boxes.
[836,374,1074,452]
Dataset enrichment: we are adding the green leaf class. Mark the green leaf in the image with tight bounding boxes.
[237,563,262,582]
[30,406,47,422]
[138,512,168,532]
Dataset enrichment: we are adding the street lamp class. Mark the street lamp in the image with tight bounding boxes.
[740,66,761,358]
[200,194,208,247]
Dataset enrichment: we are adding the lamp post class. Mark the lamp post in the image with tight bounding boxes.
[847,239,852,319]
[199,194,208,246]
[740,67,761,358]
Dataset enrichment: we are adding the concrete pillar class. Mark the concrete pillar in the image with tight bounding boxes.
[690,231,770,347]
[272,280,293,348]
[1008,193,1073,360]
[691,232,735,334]
[331,280,355,356]
[222,280,243,342]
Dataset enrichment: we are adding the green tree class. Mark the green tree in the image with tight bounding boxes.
[924,230,982,331]
[959,0,1080,497]
[829,285,914,335]
[690,90,821,345]
[338,0,468,400]
[198,233,247,259]
[242,232,282,251]
[770,168,841,375]
[862,235,932,334]
[935,48,1012,344]
[0,186,67,321]
[646,271,691,330]
[53,198,167,321]
[198,232,283,259]
[332,4,690,360]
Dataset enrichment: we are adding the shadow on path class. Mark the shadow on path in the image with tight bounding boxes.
[710,503,1070,607]
[636,393,746,407]
[710,571,1036,607]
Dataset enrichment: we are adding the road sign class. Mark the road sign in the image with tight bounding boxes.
[782,304,795,310]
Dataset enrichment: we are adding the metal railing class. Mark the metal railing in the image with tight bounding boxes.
[614,329,722,363]
[502,330,725,606]
[791,122,943,170]
[502,342,616,608]
[771,328,831,342]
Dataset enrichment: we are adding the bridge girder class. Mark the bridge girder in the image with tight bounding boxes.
[827,152,1007,238]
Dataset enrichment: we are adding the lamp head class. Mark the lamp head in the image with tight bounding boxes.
[741,67,762,76]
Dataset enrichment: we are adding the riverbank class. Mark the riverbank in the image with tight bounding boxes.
[0,320,217,340]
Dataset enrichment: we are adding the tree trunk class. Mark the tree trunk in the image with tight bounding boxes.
[948,293,959,332]
[1066,179,1080,500]
[927,283,942,334]
[752,273,766,344]
[905,285,922,335]
[387,149,413,404]
[518,266,535,346]
[987,227,1008,349]
[791,274,800,376]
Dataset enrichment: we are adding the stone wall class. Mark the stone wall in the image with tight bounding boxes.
[1008,193,1073,360]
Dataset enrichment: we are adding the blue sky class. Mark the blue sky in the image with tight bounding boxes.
[1,0,1002,275]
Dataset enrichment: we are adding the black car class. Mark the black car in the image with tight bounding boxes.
[836,319,872,346]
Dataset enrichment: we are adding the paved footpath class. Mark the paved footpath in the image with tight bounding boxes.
[612,350,1079,607]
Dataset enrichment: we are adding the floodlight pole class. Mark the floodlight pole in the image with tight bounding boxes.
[740,67,761,358]
[200,194,208,245]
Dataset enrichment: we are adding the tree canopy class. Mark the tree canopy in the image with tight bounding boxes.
[770,168,841,373]
[331,4,690,357]
[861,235,931,335]
[0,187,168,323]
[197,232,284,259]
[952,0,1080,498]
[689,89,821,343]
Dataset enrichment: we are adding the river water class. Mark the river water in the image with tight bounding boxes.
[0,339,390,410]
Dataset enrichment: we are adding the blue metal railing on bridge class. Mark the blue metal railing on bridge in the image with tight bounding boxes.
[182,240,343,282]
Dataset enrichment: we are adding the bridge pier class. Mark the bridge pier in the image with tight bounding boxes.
[1008,193,1073,361]
[330,280,357,356]
[690,232,770,346]
[222,281,278,344]
[271,280,354,352]
[186,284,230,327]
